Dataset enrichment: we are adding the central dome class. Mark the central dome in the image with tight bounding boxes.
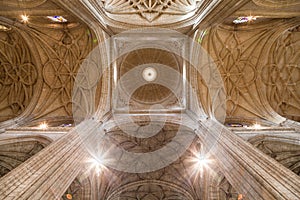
[119,48,181,105]
[142,67,157,82]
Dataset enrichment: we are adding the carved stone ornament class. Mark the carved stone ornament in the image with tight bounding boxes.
[99,0,202,23]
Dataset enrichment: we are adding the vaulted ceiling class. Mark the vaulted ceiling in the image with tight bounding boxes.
[0,0,299,199]
[0,0,298,127]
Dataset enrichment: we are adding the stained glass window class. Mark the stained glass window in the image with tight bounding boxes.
[233,16,256,24]
[47,16,67,23]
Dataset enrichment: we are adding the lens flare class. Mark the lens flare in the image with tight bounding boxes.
[189,152,213,178]
[252,123,262,129]
[21,15,29,23]
[86,158,105,176]
[194,154,211,170]
[38,122,48,129]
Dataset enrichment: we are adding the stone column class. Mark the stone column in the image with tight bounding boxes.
[0,119,99,200]
[196,119,300,200]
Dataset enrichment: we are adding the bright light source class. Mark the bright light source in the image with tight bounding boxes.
[191,154,212,175]
[247,16,256,21]
[21,15,29,23]
[38,122,48,129]
[66,193,73,200]
[197,156,208,165]
[188,151,214,180]
[195,155,210,168]
[252,123,262,129]
[87,158,105,176]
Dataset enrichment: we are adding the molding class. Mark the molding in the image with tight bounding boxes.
[252,0,300,8]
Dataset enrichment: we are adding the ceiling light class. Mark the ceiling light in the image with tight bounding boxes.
[195,155,210,168]
[66,194,73,200]
[251,123,262,129]
[87,158,105,176]
[47,16,67,23]
[38,122,48,129]
[20,15,29,23]
[192,154,212,174]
